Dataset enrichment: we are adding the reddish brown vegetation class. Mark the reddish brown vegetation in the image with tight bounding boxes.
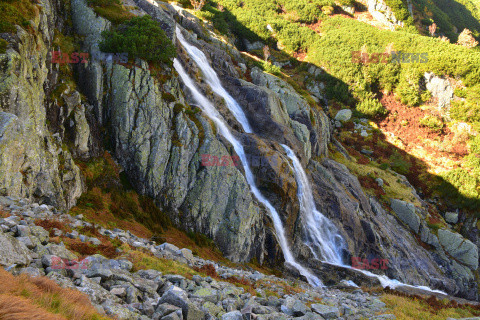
[0,207,9,218]
[359,175,386,197]
[378,94,468,160]
[0,268,108,320]
[225,276,252,287]
[63,237,119,259]
[292,50,307,61]
[193,264,218,278]
[35,219,72,237]
[0,296,66,320]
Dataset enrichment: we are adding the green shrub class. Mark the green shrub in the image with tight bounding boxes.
[356,97,387,117]
[439,168,480,208]
[450,100,480,122]
[416,0,480,41]
[384,0,411,21]
[454,87,468,98]
[395,68,424,106]
[464,153,480,178]
[419,115,444,131]
[470,135,480,154]
[100,15,176,65]
[187,231,215,248]
[389,151,411,175]
[261,61,282,75]
[337,0,354,6]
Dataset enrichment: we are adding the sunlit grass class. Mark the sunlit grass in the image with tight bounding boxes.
[381,293,480,320]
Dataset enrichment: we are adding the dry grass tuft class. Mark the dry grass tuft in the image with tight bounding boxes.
[0,295,66,320]
[0,268,110,320]
[381,292,480,320]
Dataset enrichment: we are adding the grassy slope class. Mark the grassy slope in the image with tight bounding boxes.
[387,0,480,40]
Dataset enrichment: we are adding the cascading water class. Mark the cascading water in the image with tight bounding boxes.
[281,145,446,293]
[174,26,446,294]
[176,29,252,133]
[173,57,322,287]
[282,144,345,265]
[281,147,446,293]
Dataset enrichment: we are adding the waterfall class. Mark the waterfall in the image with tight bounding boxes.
[173,57,322,287]
[281,145,446,294]
[174,27,446,295]
[282,144,345,265]
[176,29,253,133]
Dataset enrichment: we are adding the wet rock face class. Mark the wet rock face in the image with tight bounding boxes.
[302,158,479,300]
[103,61,270,263]
[438,229,478,270]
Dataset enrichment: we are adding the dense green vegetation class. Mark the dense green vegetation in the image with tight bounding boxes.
[100,15,176,65]
[419,115,443,131]
[381,0,480,41]
[414,0,480,40]
[356,97,387,117]
[384,0,414,26]
[0,0,36,33]
[200,0,480,212]
[208,0,480,106]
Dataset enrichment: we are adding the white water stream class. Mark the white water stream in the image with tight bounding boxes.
[176,29,253,133]
[174,27,447,295]
[173,56,322,287]
[282,144,346,265]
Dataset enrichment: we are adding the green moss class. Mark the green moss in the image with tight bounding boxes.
[173,103,185,113]
[186,112,205,146]
[0,0,36,33]
[162,92,176,102]
[0,38,8,54]
[87,0,134,24]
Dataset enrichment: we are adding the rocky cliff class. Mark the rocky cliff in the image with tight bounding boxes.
[0,0,478,305]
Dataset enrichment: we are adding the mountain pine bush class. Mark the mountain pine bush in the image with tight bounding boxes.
[100,15,176,65]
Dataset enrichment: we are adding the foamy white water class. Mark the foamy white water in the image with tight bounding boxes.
[176,28,253,133]
[282,144,345,265]
[173,56,322,287]
[356,268,447,294]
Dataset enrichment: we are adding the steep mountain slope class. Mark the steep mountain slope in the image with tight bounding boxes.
[0,0,479,317]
